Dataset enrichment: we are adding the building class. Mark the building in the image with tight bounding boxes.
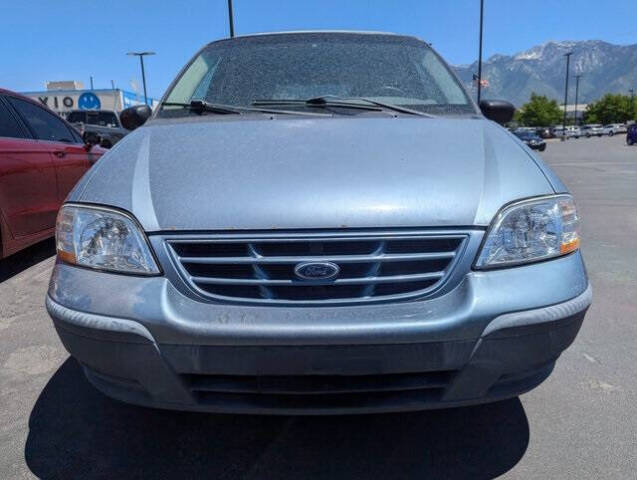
[21,81,158,118]
[559,103,588,123]
[46,80,84,91]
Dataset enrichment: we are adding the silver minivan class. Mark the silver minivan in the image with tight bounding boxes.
[47,32,591,414]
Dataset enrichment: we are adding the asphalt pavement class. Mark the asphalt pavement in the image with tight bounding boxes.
[0,135,635,479]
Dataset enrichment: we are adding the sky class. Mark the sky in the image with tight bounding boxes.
[2,0,636,99]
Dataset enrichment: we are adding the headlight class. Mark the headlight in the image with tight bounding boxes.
[56,204,160,275]
[475,195,580,269]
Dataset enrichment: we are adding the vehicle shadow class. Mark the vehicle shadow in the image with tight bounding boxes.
[25,359,529,479]
[0,238,55,283]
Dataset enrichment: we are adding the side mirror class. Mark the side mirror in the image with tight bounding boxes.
[82,131,101,151]
[120,104,152,131]
[479,99,515,125]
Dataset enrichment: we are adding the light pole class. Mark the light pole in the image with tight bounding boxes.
[574,74,582,126]
[228,0,235,38]
[562,51,573,140]
[477,0,485,104]
[126,51,156,106]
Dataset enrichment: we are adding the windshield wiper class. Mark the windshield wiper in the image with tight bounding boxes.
[355,98,435,117]
[253,96,434,117]
[253,96,383,112]
[162,100,243,114]
[161,100,329,117]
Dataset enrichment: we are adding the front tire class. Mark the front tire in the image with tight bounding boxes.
[609,131,614,137]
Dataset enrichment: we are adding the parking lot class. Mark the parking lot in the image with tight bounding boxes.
[0,135,635,479]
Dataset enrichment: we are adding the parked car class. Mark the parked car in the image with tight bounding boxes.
[0,89,104,259]
[66,109,130,148]
[627,123,637,145]
[535,126,552,139]
[513,129,547,151]
[581,124,604,137]
[551,125,580,139]
[602,123,627,136]
[46,32,591,415]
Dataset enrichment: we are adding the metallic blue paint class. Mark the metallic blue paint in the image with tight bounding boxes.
[70,116,554,231]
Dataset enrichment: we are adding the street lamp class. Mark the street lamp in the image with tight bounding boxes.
[126,51,156,106]
[574,74,582,126]
[227,0,235,38]
[477,0,485,104]
[562,51,573,140]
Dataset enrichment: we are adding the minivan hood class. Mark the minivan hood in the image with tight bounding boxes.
[72,116,558,231]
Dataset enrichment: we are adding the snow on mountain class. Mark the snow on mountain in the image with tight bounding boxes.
[453,40,637,106]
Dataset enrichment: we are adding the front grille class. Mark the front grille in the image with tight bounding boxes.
[167,232,467,305]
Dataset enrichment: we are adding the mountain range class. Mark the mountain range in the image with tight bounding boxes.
[453,40,637,107]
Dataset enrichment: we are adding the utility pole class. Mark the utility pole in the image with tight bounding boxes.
[228,0,235,38]
[90,76,94,90]
[574,74,582,126]
[562,51,573,140]
[126,51,156,106]
[477,0,485,104]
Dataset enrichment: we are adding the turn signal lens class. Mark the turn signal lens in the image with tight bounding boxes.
[560,238,580,254]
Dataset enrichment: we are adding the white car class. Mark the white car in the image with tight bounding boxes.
[602,124,627,136]
[552,126,581,139]
[581,124,604,137]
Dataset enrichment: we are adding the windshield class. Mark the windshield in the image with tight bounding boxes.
[160,33,475,117]
[515,131,535,139]
[86,111,119,127]
[66,111,86,123]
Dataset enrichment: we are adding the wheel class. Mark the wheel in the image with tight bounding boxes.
[609,131,614,137]
[100,139,112,149]
[586,133,591,138]
[539,144,546,152]
[628,138,634,146]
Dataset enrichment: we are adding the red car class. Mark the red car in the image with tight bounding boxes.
[0,89,105,259]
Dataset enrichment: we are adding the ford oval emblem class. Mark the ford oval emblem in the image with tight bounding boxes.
[294,261,340,281]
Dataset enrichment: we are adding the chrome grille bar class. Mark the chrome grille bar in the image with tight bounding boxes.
[166,232,468,305]
[177,251,456,264]
[190,271,445,286]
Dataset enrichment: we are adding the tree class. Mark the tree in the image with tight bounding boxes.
[584,94,637,124]
[516,94,563,127]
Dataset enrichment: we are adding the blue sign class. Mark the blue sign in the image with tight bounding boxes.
[122,90,152,108]
[78,92,101,110]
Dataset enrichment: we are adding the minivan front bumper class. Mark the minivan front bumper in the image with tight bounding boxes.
[46,251,591,415]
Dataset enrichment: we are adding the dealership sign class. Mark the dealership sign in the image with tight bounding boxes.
[21,89,156,114]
